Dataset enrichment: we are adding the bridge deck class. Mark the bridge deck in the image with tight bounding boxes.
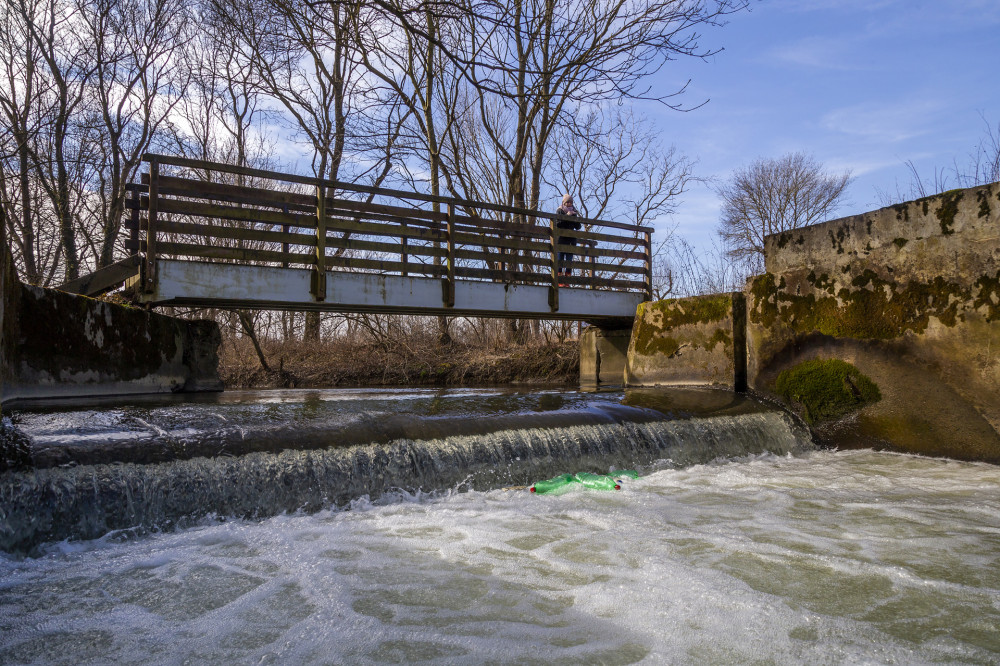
[147,260,643,323]
[127,155,652,323]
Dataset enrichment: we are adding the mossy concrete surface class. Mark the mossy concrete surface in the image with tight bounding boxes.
[625,292,746,389]
[749,181,1000,462]
[580,326,631,386]
[775,359,881,424]
[1,270,222,404]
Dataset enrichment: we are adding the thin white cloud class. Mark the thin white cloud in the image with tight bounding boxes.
[767,35,863,71]
[820,100,945,143]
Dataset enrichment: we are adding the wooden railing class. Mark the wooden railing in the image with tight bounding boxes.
[125,154,653,311]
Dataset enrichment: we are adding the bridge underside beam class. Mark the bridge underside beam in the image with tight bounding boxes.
[143,260,641,324]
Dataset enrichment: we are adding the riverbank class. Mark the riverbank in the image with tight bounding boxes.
[219,337,580,388]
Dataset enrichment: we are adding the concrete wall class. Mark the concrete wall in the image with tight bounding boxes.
[747,183,1000,462]
[624,293,746,389]
[1,258,222,405]
[580,326,631,386]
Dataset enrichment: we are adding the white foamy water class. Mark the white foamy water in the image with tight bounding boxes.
[1,449,998,664]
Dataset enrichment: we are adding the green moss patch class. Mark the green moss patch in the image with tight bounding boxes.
[934,190,963,235]
[748,270,972,339]
[776,359,881,424]
[633,294,733,356]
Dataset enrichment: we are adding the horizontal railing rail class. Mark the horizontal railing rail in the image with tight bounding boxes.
[125,154,653,312]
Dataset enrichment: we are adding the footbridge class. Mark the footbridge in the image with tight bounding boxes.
[64,155,652,324]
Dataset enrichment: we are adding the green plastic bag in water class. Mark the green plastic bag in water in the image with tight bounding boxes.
[530,470,639,494]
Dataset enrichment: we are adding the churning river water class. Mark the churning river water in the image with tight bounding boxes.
[1,388,998,664]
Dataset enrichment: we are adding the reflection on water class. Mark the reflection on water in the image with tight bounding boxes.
[1,449,998,664]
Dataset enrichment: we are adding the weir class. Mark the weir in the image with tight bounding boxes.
[0,388,811,554]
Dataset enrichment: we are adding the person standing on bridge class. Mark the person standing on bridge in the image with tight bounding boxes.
[556,194,581,283]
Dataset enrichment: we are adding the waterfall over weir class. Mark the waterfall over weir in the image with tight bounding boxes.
[0,388,812,554]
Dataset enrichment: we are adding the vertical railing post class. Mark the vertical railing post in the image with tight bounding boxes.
[589,243,597,290]
[549,216,559,312]
[313,185,327,301]
[644,229,653,301]
[499,231,507,282]
[401,221,408,277]
[128,185,139,257]
[444,203,455,307]
[281,205,290,269]
[143,156,158,294]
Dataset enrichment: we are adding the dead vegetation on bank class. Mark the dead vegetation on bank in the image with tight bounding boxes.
[218,316,581,388]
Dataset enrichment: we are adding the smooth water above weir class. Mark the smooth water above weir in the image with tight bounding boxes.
[1,388,998,663]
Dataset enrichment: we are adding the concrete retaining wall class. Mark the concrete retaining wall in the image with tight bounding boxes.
[623,293,746,389]
[580,326,631,386]
[747,183,1000,462]
[1,251,222,405]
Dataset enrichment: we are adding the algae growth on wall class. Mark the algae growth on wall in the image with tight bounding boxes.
[0,257,223,405]
[747,182,1000,462]
[624,292,746,390]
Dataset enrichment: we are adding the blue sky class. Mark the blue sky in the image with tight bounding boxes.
[648,0,1000,252]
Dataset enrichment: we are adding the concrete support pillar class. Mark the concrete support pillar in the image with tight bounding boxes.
[580,326,632,387]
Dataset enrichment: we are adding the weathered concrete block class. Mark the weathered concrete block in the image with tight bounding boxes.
[748,182,1000,462]
[2,282,222,404]
[580,326,631,386]
[624,293,746,389]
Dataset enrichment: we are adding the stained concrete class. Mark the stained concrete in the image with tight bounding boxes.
[1,253,222,406]
[580,326,631,386]
[624,293,746,390]
[747,182,1000,462]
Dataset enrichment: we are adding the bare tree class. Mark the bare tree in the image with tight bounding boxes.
[545,109,695,227]
[0,0,45,283]
[717,152,851,269]
[76,0,189,269]
[15,0,93,282]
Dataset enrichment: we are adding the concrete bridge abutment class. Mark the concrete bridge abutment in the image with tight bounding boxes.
[580,326,632,386]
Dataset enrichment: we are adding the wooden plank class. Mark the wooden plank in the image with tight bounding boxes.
[57,255,142,297]
[325,255,443,275]
[156,219,316,247]
[453,266,550,283]
[556,242,646,261]
[452,247,551,268]
[554,227,645,246]
[451,231,550,253]
[155,241,311,265]
[322,214,447,242]
[157,175,315,211]
[560,259,646,275]
[158,198,312,228]
[561,273,647,290]
[324,234,447,259]
[324,197,447,223]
